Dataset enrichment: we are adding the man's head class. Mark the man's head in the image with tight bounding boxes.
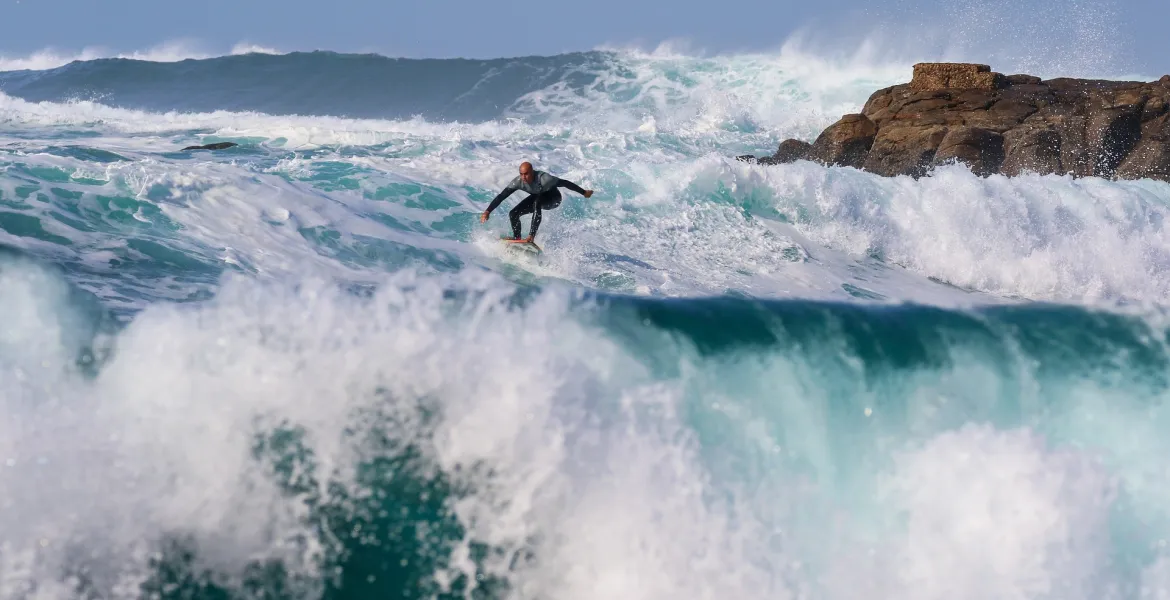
[519,161,535,184]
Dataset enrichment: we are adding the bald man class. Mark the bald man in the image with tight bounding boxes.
[481,161,593,243]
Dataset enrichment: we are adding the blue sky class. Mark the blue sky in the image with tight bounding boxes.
[1,0,1167,77]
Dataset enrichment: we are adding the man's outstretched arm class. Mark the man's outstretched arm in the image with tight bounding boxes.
[555,179,593,197]
[481,187,517,221]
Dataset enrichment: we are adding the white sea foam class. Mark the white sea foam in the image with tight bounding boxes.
[745,160,1170,305]
[4,257,1170,599]
[0,260,782,599]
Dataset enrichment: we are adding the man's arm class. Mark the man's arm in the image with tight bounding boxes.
[482,187,517,222]
[555,178,593,197]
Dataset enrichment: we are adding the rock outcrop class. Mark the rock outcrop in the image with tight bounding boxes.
[738,63,1170,183]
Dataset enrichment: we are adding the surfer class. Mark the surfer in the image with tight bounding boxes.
[480,162,593,243]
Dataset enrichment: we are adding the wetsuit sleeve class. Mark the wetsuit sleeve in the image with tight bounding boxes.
[555,179,588,195]
[485,187,516,214]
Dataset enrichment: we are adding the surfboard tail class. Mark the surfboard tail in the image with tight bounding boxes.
[500,238,542,254]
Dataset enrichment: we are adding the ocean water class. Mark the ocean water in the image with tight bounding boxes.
[3,47,1170,600]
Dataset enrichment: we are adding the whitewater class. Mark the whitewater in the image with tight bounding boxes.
[3,45,1170,600]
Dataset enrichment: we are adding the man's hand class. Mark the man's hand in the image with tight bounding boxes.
[583,190,593,198]
[480,210,490,223]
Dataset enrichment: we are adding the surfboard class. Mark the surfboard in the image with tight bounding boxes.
[500,237,542,254]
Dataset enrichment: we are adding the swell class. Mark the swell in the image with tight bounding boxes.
[6,260,1170,600]
[599,291,1170,391]
[0,50,615,122]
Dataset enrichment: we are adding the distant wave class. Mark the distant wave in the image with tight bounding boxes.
[0,50,623,122]
[0,41,282,72]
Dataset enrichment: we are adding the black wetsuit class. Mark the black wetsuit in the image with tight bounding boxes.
[485,170,589,239]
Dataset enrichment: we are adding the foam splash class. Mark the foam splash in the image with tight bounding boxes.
[507,44,910,140]
[766,0,1148,80]
[7,262,1170,598]
[750,161,1170,305]
[877,425,1117,600]
[0,261,786,600]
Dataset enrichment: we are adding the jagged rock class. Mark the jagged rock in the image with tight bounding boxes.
[911,63,1004,91]
[740,63,1170,183]
[735,139,812,165]
[1006,74,1042,86]
[862,125,948,177]
[1086,104,1143,177]
[1143,96,1168,123]
[806,114,876,168]
[1117,113,1170,179]
[1001,127,1062,176]
[761,139,812,164]
[933,127,1005,176]
[1116,139,1170,180]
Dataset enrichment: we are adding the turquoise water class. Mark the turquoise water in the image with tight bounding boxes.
[3,49,1170,600]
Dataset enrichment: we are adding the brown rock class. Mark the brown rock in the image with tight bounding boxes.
[1143,97,1168,122]
[955,96,1038,131]
[986,99,1039,126]
[1115,140,1170,180]
[1147,112,1170,138]
[1102,88,1148,109]
[862,86,898,117]
[1001,127,1062,176]
[1116,114,1170,179]
[764,139,812,164]
[863,125,949,177]
[911,63,1005,91]
[1055,114,1093,177]
[738,64,1170,183]
[1006,74,1042,85]
[1085,105,1143,177]
[953,90,998,111]
[1019,103,1086,176]
[807,114,878,168]
[737,139,813,166]
[933,127,1005,176]
[897,95,957,117]
[864,92,905,126]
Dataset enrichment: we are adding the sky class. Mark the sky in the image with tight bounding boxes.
[0,0,1167,77]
